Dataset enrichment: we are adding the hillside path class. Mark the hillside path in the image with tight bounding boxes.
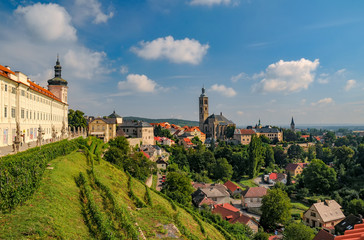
[145,174,153,187]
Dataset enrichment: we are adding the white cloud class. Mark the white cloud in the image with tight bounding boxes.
[311,98,334,106]
[189,0,237,7]
[336,68,346,75]
[15,3,77,42]
[118,74,157,93]
[317,73,329,84]
[131,36,209,65]
[73,0,114,24]
[237,111,244,116]
[64,49,108,80]
[345,79,356,91]
[120,65,129,74]
[253,58,319,93]
[210,84,237,97]
[231,72,248,83]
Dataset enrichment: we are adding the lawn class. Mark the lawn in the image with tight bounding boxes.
[290,200,310,217]
[152,174,158,190]
[239,175,259,187]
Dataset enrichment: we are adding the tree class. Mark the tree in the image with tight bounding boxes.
[284,129,297,142]
[68,109,87,129]
[225,125,236,138]
[260,188,291,230]
[302,159,337,194]
[274,145,288,167]
[307,146,316,161]
[211,158,233,181]
[287,144,303,160]
[162,171,194,205]
[332,146,355,169]
[315,143,323,160]
[283,222,314,240]
[264,145,275,167]
[324,131,336,145]
[253,230,269,240]
[248,135,264,178]
[108,136,130,155]
[154,125,172,138]
[347,199,364,216]
[286,171,292,186]
[260,135,271,144]
[357,144,364,168]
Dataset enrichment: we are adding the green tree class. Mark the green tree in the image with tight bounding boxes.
[248,135,264,178]
[287,144,303,160]
[284,129,298,142]
[324,131,336,145]
[357,144,364,168]
[260,188,291,230]
[68,109,87,129]
[307,146,316,161]
[332,146,355,169]
[225,125,236,138]
[260,135,271,144]
[253,230,269,240]
[315,143,323,160]
[274,145,288,167]
[154,125,172,138]
[162,171,194,205]
[108,136,130,155]
[286,171,292,186]
[211,158,233,181]
[347,199,364,216]
[264,145,275,167]
[302,159,337,194]
[283,222,314,240]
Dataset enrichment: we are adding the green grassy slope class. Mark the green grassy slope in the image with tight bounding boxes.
[0,151,224,239]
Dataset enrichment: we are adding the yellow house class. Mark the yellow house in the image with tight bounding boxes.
[88,117,117,142]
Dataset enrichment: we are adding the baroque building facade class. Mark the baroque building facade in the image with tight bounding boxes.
[0,58,68,148]
[198,87,235,140]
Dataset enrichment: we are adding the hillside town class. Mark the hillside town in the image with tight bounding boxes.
[1,59,364,239]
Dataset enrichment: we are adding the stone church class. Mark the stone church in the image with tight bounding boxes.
[199,87,235,140]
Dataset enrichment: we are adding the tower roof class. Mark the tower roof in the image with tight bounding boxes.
[200,86,206,97]
[48,56,68,86]
[291,117,295,125]
[108,110,121,118]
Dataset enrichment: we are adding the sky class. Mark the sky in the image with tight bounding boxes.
[1,0,364,127]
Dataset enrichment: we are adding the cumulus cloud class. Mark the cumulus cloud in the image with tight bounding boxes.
[120,65,129,74]
[231,72,248,83]
[15,3,77,42]
[189,0,237,6]
[311,98,334,106]
[131,36,209,65]
[253,58,319,93]
[317,73,329,84]
[118,74,157,93]
[210,84,237,97]
[73,0,114,24]
[345,79,356,91]
[64,49,108,80]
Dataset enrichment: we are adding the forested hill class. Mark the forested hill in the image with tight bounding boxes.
[123,116,199,126]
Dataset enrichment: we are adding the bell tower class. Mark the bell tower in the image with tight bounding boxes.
[199,87,209,132]
[47,55,68,103]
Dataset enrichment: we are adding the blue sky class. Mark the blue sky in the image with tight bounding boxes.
[1,0,364,126]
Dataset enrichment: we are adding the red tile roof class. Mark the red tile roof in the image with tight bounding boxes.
[224,180,240,193]
[243,187,267,198]
[199,197,216,206]
[335,223,364,240]
[301,135,310,139]
[269,173,277,180]
[141,151,150,159]
[213,203,258,226]
[313,229,335,240]
[236,129,256,135]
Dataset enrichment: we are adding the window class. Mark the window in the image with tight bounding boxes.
[4,84,7,92]
[26,110,28,119]
[11,87,16,94]
[11,107,16,118]
[310,212,316,217]
[21,109,24,119]
[306,218,309,223]
[4,106,7,118]
[21,90,25,96]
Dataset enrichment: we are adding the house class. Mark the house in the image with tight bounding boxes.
[335,223,364,240]
[120,120,155,145]
[255,126,283,142]
[224,180,243,196]
[233,129,256,145]
[266,172,287,185]
[335,214,363,235]
[192,184,230,205]
[191,189,216,208]
[180,137,194,148]
[313,230,335,240]
[88,113,119,142]
[303,200,345,234]
[212,203,259,233]
[156,158,168,170]
[241,187,267,214]
[285,163,303,177]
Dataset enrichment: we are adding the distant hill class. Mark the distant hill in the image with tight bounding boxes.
[123,116,199,126]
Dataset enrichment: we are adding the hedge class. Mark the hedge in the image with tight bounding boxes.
[0,138,80,212]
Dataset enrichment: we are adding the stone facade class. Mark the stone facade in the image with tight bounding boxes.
[120,120,155,145]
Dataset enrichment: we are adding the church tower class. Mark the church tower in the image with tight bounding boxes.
[47,55,68,103]
[199,87,209,132]
[291,117,295,132]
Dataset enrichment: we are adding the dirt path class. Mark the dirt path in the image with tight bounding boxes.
[145,174,153,187]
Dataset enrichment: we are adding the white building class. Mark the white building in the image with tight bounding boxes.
[0,58,68,147]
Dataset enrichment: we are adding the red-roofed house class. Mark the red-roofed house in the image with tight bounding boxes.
[313,229,335,240]
[233,128,256,145]
[335,223,364,240]
[212,203,259,233]
[180,137,194,148]
[224,180,243,196]
[285,163,303,176]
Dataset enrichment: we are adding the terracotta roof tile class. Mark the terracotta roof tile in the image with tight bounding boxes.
[313,229,335,240]
[224,180,240,193]
[243,187,267,198]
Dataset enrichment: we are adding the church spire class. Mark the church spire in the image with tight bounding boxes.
[291,117,295,132]
[48,55,67,86]
[54,55,62,78]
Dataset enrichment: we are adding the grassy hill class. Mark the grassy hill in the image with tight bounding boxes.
[123,116,199,127]
[0,151,224,239]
